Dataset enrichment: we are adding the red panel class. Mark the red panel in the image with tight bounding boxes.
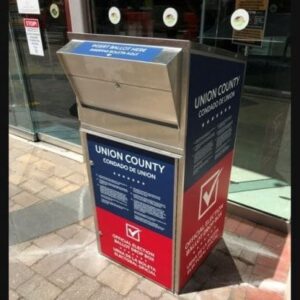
[179,150,234,289]
[96,208,173,289]
[23,18,39,27]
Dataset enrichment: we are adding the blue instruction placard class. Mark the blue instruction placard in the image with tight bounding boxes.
[71,41,163,62]
[184,54,245,190]
[87,134,175,238]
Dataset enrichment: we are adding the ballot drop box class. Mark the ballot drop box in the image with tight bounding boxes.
[57,33,246,293]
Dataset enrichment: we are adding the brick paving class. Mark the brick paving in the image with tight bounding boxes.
[9,135,291,299]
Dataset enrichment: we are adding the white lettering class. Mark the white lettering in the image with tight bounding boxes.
[95,146,166,174]
[194,88,217,109]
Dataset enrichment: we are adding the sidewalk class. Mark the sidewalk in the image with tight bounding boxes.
[9,134,291,300]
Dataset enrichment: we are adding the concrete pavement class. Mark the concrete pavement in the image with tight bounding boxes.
[9,134,291,299]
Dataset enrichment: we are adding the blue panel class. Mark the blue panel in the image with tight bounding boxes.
[184,54,246,190]
[87,134,175,238]
[71,41,163,62]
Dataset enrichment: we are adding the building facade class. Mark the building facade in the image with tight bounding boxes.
[9,0,291,230]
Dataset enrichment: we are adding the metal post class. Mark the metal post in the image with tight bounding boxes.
[215,0,222,47]
[68,0,90,33]
[199,0,206,44]
[244,45,249,56]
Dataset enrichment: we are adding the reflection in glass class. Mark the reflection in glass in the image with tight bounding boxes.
[9,21,34,133]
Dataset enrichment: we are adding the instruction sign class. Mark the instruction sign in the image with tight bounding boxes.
[17,0,40,14]
[87,134,175,288]
[72,41,163,62]
[232,0,269,47]
[24,18,44,57]
[179,53,245,288]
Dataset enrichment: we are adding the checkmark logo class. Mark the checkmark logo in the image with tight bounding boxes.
[198,168,222,220]
[126,224,141,242]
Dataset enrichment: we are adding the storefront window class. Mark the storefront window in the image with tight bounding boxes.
[90,1,202,41]
[90,0,291,221]
[9,0,80,145]
[202,0,291,91]
[201,0,291,220]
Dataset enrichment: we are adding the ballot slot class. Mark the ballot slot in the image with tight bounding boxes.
[57,40,183,126]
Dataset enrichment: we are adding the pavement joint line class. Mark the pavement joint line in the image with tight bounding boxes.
[9,134,84,163]
[11,267,36,292]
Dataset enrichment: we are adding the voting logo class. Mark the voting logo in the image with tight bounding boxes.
[198,169,222,220]
[126,223,141,242]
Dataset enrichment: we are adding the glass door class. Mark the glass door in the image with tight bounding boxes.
[9,21,35,138]
[9,0,80,148]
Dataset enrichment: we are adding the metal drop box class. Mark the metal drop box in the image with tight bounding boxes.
[57,33,246,293]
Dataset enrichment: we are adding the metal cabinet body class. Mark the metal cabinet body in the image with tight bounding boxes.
[57,33,246,293]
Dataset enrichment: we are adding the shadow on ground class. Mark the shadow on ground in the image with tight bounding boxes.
[179,224,288,296]
[9,186,92,246]
[180,238,243,294]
